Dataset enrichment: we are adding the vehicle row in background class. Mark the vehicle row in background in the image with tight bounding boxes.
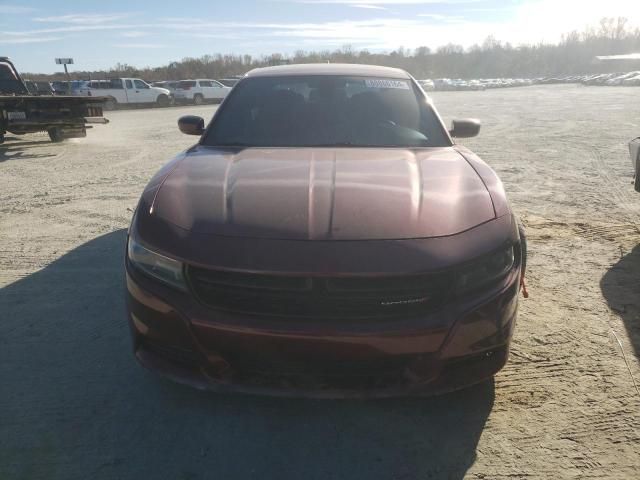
[16,75,239,110]
[0,57,108,144]
[582,72,640,86]
[74,78,172,110]
[74,77,234,108]
[417,71,640,91]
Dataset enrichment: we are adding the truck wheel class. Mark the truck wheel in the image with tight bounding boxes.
[103,98,117,111]
[48,128,64,143]
[193,94,204,105]
[156,94,170,107]
[635,174,640,193]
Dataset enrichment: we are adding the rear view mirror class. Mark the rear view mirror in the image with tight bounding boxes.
[178,115,205,136]
[449,119,481,138]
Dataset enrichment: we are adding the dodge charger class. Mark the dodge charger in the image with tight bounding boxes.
[126,64,527,397]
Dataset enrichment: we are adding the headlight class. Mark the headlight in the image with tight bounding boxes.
[456,245,515,292]
[127,236,187,291]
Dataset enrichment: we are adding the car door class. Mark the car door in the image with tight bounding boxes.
[133,79,155,103]
[198,80,213,100]
[210,80,229,100]
[124,79,136,102]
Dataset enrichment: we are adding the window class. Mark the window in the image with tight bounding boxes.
[199,81,213,87]
[134,79,148,89]
[204,75,450,148]
[178,80,197,89]
[0,62,27,94]
[125,80,133,89]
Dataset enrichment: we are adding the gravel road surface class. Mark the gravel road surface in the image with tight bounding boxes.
[1,85,639,479]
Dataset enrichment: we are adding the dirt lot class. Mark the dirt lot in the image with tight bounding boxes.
[1,85,639,479]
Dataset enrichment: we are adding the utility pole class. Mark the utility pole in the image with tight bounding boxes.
[55,58,74,94]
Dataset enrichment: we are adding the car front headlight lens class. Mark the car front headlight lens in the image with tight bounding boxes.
[456,245,515,292]
[127,236,187,291]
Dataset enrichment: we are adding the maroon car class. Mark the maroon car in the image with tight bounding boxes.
[126,64,526,397]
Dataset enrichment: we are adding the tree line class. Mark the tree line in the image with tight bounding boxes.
[29,17,640,82]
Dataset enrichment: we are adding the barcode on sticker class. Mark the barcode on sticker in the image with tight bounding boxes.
[8,111,26,120]
[364,79,410,90]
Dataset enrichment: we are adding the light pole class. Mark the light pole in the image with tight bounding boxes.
[55,58,74,94]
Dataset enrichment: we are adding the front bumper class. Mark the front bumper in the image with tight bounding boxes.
[126,261,520,398]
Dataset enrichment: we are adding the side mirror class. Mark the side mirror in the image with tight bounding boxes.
[178,115,205,136]
[449,119,481,138]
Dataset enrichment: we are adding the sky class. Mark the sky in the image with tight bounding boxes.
[0,0,637,73]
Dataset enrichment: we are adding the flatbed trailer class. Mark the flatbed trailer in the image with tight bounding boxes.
[0,57,108,144]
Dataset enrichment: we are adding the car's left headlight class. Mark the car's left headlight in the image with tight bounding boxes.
[127,236,187,291]
[456,245,515,293]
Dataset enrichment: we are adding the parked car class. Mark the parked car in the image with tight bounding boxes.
[630,138,640,192]
[76,78,171,110]
[24,80,54,95]
[217,77,241,87]
[126,63,527,397]
[605,72,640,86]
[173,79,231,105]
[418,79,435,91]
[51,80,88,95]
[152,81,179,95]
[621,73,640,86]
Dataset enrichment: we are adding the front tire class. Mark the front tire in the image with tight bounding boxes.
[48,128,64,143]
[103,97,117,111]
[193,94,204,105]
[156,94,170,107]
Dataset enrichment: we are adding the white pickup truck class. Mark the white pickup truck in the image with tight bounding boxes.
[78,78,172,110]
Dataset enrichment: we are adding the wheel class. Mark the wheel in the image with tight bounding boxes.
[156,94,170,107]
[193,94,204,105]
[48,128,64,143]
[635,174,640,193]
[103,97,117,111]
[0,133,5,145]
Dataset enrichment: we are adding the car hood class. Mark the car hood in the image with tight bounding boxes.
[150,146,496,240]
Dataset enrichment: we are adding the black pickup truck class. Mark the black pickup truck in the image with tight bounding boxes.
[0,57,108,144]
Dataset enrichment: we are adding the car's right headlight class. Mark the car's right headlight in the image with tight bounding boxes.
[456,245,515,293]
[127,236,187,291]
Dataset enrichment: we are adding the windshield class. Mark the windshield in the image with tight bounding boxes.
[203,75,450,148]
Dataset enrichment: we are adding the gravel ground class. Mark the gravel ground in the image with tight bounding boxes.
[1,85,639,479]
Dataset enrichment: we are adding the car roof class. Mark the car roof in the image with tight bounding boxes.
[245,63,411,79]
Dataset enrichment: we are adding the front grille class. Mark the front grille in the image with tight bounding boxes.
[187,267,453,320]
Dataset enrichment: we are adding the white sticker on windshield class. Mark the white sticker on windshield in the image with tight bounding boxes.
[364,79,410,90]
